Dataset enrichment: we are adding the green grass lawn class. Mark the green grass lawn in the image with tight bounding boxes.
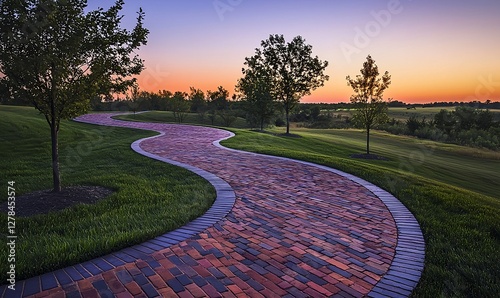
[119,110,249,128]
[120,110,499,297]
[0,106,215,281]
[3,107,499,296]
[221,128,500,297]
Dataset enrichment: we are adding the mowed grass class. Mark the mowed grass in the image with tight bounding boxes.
[221,128,500,297]
[0,106,215,281]
[119,110,500,296]
[118,110,249,128]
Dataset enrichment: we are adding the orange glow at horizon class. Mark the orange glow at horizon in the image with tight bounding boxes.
[108,0,500,105]
[136,68,500,104]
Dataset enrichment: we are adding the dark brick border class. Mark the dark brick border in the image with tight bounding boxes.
[214,134,425,297]
[0,122,236,298]
[2,116,424,297]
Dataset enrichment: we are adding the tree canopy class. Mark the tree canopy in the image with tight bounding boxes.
[346,55,391,155]
[242,34,329,134]
[236,53,275,131]
[0,0,149,191]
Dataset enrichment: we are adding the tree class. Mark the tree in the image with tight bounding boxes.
[346,55,391,155]
[476,109,493,130]
[189,87,206,113]
[406,115,422,134]
[0,0,148,192]
[434,109,456,134]
[169,91,190,123]
[244,34,329,134]
[127,83,141,114]
[236,55,275,131]
[454,106,477,131]
[208,86,236,127]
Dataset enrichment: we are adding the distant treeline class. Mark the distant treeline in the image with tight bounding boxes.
[2,92,499,150]
[297,100,500,110]
[292,103,500,150]
[382,107,500,150]
[3,95,499,111]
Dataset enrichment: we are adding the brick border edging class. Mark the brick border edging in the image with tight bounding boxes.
[214,133,425,298]
[4,116,424,297]
[0,121,237,298]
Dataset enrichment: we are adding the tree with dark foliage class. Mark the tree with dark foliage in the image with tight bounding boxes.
[243,34,329,134]
[0,0,148,191]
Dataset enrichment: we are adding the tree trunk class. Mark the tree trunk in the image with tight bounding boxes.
[50,67,61,192]
[260,118,264,131]
[50,118,61,192]
[285,105,290,135]
[366,127,370,155]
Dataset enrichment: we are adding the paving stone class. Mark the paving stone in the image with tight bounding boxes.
[20,114,425,298]
[133,273,150,286]
[140,283,160,298]
[116,270,133,284]
[102,255,126,268]
[91,259,113,272]
[40,273,58,291]
[166,278,185,293]
[54,269,72,286]
[66,290,82,298]
[124,281,142,296]
[80,262,102,276]
[22,277,40,296]
[140,266,156,277]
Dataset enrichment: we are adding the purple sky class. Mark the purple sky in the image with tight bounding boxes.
[88,0,500,103]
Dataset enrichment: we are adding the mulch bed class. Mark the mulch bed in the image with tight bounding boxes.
[1,186,114,217]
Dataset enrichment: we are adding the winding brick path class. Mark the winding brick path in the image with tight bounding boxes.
[3,113,424,298]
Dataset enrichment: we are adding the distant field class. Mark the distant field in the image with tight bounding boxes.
[331,106,500,122]
[388,107,500,122]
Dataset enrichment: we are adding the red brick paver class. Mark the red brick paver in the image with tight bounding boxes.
[2,113,424,298]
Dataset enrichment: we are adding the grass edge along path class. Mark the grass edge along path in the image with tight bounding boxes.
[0,106,216,281]
[117,111,500,297]
[219,129,500,297]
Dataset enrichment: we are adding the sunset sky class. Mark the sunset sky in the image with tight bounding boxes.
[90,0,500,103]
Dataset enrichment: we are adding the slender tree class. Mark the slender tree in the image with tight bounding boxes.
[346,55,391,155]
[169,91,190,123]
[236,54,275,131]
[243,34,329,134]
[0,0,148,192]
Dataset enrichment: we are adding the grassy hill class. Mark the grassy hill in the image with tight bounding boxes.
[120,110,500,296]
[221,127,500,297]
[3,107,499,296]
[0,106,215,281]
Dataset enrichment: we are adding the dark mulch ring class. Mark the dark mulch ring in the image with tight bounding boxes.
[1,186,114,217]
[350,153,389,160]
[249,130,302,138]
[277,133,302,138]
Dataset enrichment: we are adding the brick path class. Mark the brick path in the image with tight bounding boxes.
[2,113,424,298]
